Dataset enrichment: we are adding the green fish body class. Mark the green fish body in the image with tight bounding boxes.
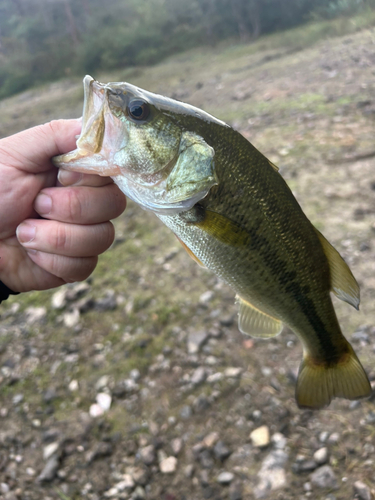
[54,76,371,408]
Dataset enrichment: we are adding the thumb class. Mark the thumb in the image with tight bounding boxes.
[0,118,82,174]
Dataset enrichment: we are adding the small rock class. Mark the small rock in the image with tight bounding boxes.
[116,474,134,491]
[199,291,214,305]
[68,379,79,391]
[203,432,219,448]
[132,486,146,500]
[96,392,112,411]
[194,394,210,412]
[185,464,195,478]
[96,375,110,390]
[86,442,113,463]
[292,458,317,473]
[0,484,10,494]
[63,308,80,328]
[319,431,329,443]
[180,405,193,419]
[51,289,68,309]
[229,481,243,500]
[171,438,183,455]
[38,455,60,482]
[159,456,177,474]
[89,404,104,418]
[43,387,57,403]
[140,445,155,465]
[200,469,210,486]
[217,471,234,484]
[131,466,149,486]
[187,330,209,354]
[310,465,339,490]
[224,367,243,378]
[250,426,270,448]
[25,306,47,324]
[271,433,287,450]
[353,480,371,500]
[214,441,232,461]
[12,394,23,405]
[314,447,329,465]
[327,432,340,444]
[95,290,117,311]
[66,281,90,301]
[220,315,235,327]
[254,450,288,498]
[199,449,214,469]
[191,367,207,385]
[207,372,224,383]
[43,442,59,460]
[130,369,141,381]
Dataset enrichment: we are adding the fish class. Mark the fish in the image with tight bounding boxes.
[53,75,371,409]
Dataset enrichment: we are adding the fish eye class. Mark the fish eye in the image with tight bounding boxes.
[128,100,150,121]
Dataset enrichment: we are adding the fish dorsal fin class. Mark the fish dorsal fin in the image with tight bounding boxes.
[175,236,205,268]
[194,209,249,247]
[236,295,283,338]
[315,229,360,310]
[268,159,279,172]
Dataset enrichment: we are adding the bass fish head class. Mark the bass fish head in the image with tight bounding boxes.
[54,75,221,215]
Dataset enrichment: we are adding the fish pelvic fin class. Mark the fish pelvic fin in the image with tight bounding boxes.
[315,228,360,310]
[236,295,283,338]
[296,344,371,409]
[175,236,205,268]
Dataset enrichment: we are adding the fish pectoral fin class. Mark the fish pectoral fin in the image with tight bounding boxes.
[175,236,205,268]
[194,209,250,247]
[236,295,283,338]
[315,228,360,309]
[296,344,371,409]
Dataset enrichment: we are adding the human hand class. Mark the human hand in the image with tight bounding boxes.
[0,119,126,293]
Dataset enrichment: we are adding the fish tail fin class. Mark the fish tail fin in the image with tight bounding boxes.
[296,343,371,409]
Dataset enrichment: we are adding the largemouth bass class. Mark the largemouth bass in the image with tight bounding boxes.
[54,75,371,409]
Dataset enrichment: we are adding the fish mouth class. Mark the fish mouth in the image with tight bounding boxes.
[53,75,125,176]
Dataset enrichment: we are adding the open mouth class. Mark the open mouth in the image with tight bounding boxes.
[53,75,124,175]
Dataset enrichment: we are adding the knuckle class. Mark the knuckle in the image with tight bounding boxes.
[52,224,69,252]
[65,189,83,221]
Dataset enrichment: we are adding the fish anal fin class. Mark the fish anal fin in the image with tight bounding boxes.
[194,209,249,247]
[315,228,360,310]
[236,295,283,338]
[175,236,205,268]
[296,344,371,409]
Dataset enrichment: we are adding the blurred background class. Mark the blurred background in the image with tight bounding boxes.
[1,0,375,99]
[1,1,375,500]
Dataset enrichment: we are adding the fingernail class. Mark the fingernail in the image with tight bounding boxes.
[58,169,83,186]
[17,223,36,243]
[34,193,52,215]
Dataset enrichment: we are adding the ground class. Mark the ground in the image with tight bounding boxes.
[0,16,375,500]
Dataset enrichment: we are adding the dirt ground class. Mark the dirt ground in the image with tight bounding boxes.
[0,20,375,500]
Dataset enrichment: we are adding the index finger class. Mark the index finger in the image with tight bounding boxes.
[0,119,81,174]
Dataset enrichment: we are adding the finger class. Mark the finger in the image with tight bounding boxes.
[25,251,98,283]
[0,119,81,174]
[34,183,126,224]
[16,220,115,257]
[57,169,113,187]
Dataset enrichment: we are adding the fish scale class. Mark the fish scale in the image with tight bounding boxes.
[53,75,371,409]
